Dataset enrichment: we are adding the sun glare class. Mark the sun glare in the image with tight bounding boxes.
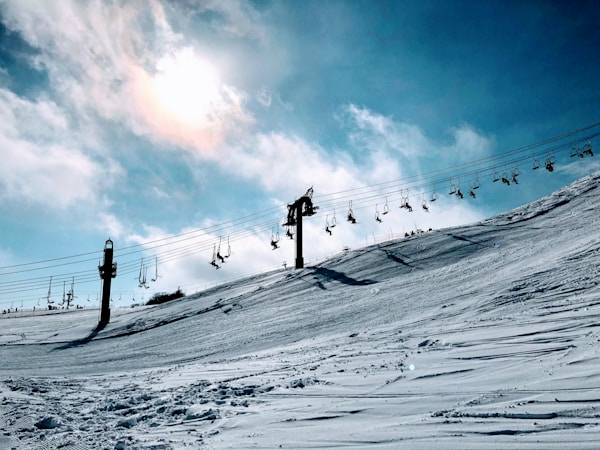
[154,48,221,124]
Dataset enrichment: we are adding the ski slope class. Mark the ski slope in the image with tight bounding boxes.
[2,172,600,449]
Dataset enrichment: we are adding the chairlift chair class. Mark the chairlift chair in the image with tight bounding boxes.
[210,243,220,269]
[224,237,232,259]
[271,228,280,249]
[532,156,541,170]
[400,198,413,212]
[501,170,510,185]
[430,188,438,202]
[216,237,226,263]
[492,168,500,182]
[400,190,413,211]
[583,141,594,157]
[347,201,357,224]
[383,198,390,215]
[285,226,294,240]
[570,145,583,158]
[151,257,159,282]
[143,266,149,288]
[137,259,145,287]
[375,205,383,223]
[325,215,333,235]
[454,179,464,199]
[511,167,520,184]
[448,179,457,195]
[545,154,555,172]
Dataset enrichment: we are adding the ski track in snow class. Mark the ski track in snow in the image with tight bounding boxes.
[2,172,600,448]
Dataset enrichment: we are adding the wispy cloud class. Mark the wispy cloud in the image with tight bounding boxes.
[339,104,431,161]
[444,124,495,160]
[1,1,254,156]
[0,88,121,211]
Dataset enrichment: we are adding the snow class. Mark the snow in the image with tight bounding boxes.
[2,171,600,449]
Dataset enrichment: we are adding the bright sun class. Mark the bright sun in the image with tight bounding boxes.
[154,48,221,124]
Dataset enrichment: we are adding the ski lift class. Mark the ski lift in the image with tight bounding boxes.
[347,201,357,224]
[545,153,556,172]
[142,266,149,288]
[421,194,429,212]
[375,205,383,223]
[224,236,232,259]
[583,140,594,157]
[151,257,159,282]
[468,176,479,198]
[430,187,438,202]
[511,167,520,184]
[501,168,510,186]
[570,145,583,158]
[138,258,150,289]
[400,190,413,212]
[216,237,226,263]
[137,259,148,288]
[492,168,500,182]
[209,243,220,269]
[383,197,390,215]
[285,226,294,240]
[60,281,66,306]
[325,215,333,235]
[271,227,280,249]
[454,179,464,199]
[330,210,337,227]
[66,277,76,308]
[532,155,540,170]
[448,178,457,195]
[46,276,54,304]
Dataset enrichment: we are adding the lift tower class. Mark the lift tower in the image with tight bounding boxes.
[98,239,117,325]
[283,187,318,269]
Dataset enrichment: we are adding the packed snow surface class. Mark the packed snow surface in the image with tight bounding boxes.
[2,172,600,449]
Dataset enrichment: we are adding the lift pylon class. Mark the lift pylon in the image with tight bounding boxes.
[98,239,117,326]
[283,187,318,269]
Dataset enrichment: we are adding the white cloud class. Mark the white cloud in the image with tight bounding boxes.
[221,132,360,197]
[340,104,431,160]
[0,89,121,211]
[444,124,495,159]
[97,212,126,239]
[256,87,272,108]
[0,1,254,156]
[193,0,267,42]
[558,156,600,177]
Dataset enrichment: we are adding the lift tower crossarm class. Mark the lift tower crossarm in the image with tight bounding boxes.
[283,187,318,269]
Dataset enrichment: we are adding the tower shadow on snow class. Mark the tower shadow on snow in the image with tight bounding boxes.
[51,321,107,351]
[310,267,376,289]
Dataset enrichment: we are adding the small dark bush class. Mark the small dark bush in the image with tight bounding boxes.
[146,288,185,305]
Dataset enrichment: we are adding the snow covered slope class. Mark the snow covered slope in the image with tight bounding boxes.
[2,171,600,449]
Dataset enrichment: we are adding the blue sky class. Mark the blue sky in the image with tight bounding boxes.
[0,0,599,310]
